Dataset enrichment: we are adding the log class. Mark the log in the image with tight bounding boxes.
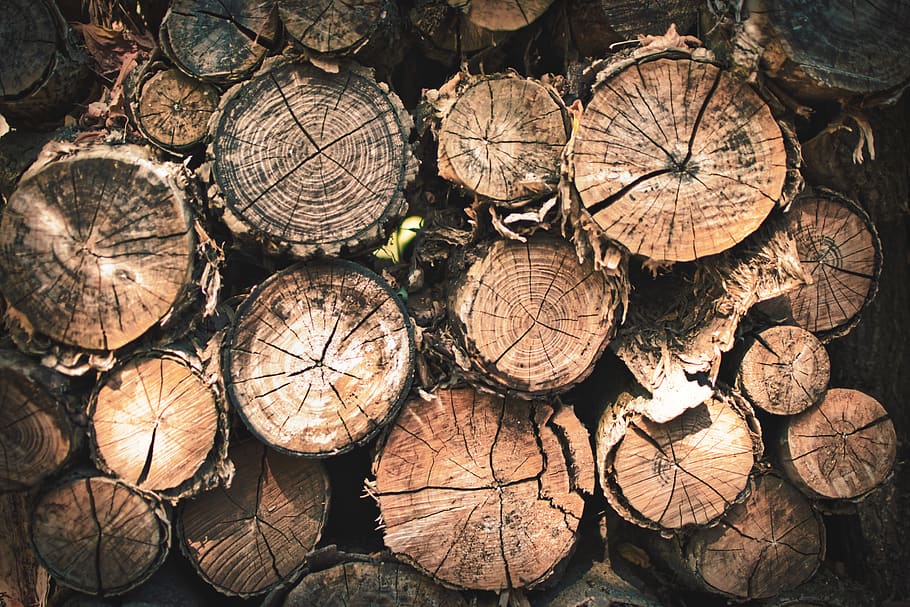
[30,474,170,596]
[531,557,664,607]
[0,145,198,353]
[571,50,792,261]
[0,0,95,129]
[371,386,594,591]
[279,0,387,55]
[735,325,830,415]
[224,260,414,457]
[449,233,621,396]
[778,388,897,500]
[435,74,570,205]
[160,0,278,84]
[663,473,825,600]
[129,65,221,154]
[209,61,416,257]
[409,0,504,57]
[177,439,330,597]
[0,350,77,492]
[0,492,51,607]
[88,348,228,500]
[596,388,760,531]
[588,0,701,39]
[449,0,555,32]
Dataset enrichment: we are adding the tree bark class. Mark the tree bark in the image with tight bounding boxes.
[0,492,51,607]
[279,0,388,55]
[594,0,701,38]
[176,439,330,597]
[371,386,594,591]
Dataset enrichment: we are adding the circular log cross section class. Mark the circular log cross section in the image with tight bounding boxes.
[784,192,881,341]
[178,440,330,597]
[281,561,468,607]
[451,234,617,396]
[573,57,787,261]
[605,392,756,530]
[160,0,277,83]
[30,476,170,596]
[134,68,220,153]
[438,76,569,204]
[211,63,412,255]
[686,474,824,600]
[0,147,196,351]
[451,0,555,31]
[90,352,221,497]
[0,0,57,100]
[736,325,829,416]
[279,0,383,54]
[779,388,896,500]
[0,368,74,491]
[225,260,414,456]
[373,387,594,591]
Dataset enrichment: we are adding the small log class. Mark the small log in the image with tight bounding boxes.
[160,0,278,84]
[596,388,760,531]
[130,65,221,153]
[409,0,504,57]
[0,492,51,607]
[778,388,896,500]
[372,386,594,591]
[30,474,170,596]
[279,0,387,55]
[532,557,664,607]
[88,348,228,500]
[665,473,825,600]
[0,145,198,353]
[449,233,621,396]
[436,74,570,205]
[280,560,468,607]
[450,0,555,32]
[571,51,792,261]
[209,61,416,257]
[735,325,830,415]
[0,350,77,492]
[224,260,414,457]
[177,439,330,597]
[593,0,701,38]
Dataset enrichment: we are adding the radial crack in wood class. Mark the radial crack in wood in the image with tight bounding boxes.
[373,387,593,591]
[279,0,385,55]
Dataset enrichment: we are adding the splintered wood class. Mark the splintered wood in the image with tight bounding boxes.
[572,56,788,261]
[279,0,384,54]
[372,387,594,591]
[225,260,414,456]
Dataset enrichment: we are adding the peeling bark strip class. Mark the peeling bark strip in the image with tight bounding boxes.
[572,55,788,261]
[177,440,330,597]
[597,390,759,531]
[160,0,277,84]
[437,75,569,205]
[30,475,170,596]
[0,351,76,491]
[225,260,414,456]
[0,146,196,352]
[372,387,594,591]
[450,233,619,396]
[281,560,468,607]
[450,0,555,31]
[778,388,897,500]
[680,474,824,600]
[279,0,386,54]
[210,62,415,257]
[89,349,226,499]
[782,190,881,342]
[736,325,829,416]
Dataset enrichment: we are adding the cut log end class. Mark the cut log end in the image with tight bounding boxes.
[279,0,384,54]
[373,387,593,591]
[450,0,555,31]
[133,67,221,153]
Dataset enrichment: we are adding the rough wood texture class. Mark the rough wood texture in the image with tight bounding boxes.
[279,0,385,54]
[410,0,503,56]
[89,349,227,499]
[225,260,414,457]
[594,0,700,38]
[160,0,277,83]
[131,66,220,153]
[177,439,330,597]
[0,145,196,352]
[779,388,896,500]
[677,474,824,600]
[372,387,594,591]
[450,0,555,31]
[0,351,76,492]
[281,560,468,607]
[30,474,170,596]
[572,54,789,261]
[736,325,829,415]
[450,233,620,396]
[0,492,50,607]
[597,389,760,531]
[436,74,569,205]
[210,61,415,257]
[532,557,664,607]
